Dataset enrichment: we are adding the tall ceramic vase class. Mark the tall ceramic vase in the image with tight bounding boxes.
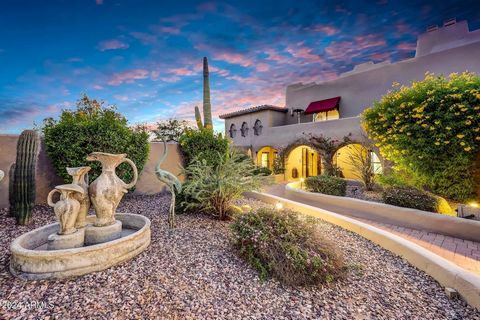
[86,152,138,227]
[66,166,91,228]
[47,184,85,235]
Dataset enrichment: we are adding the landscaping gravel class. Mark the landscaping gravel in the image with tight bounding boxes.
[1,194,479,319]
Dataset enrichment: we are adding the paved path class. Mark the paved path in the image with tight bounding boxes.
[262,184,480,275]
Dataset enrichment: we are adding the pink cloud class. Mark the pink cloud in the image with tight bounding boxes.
[210,65,230,77]
[370,52,390,61]
[256,63,270,72]
[108,69,149,85]
[98,39,129,51]
[213,52,253,68]
[167,67,195,76]
[95,0,103,5]
[93,84,104,90]
[325,34,386,61]
[285,44,327,65]
[309,24,339,35]
[397,42,416,51]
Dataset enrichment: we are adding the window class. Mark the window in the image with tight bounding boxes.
[261,152,269,168]
[229,124,237,138]
[241,122,249,137]
[253,119,263,136]
[313,109,340,122]
[370,151,383,174]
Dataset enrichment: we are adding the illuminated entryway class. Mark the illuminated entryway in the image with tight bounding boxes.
[333,144,382,180]
[256,146,277,170]
[285,145,320,180]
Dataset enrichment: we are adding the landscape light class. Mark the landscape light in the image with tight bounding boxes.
[468,202,479,208]
[275,202,284,210]
[300,177,305,189]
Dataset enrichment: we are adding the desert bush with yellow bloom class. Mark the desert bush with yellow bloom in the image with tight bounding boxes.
[362,72,480,201]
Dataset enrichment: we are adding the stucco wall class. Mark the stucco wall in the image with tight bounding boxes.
[0,135,183,208]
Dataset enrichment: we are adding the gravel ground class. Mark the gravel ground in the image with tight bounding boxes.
[0,194,479,319]
[346,183,383,203]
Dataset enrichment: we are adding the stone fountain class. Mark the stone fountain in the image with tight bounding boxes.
[10,152,151,280]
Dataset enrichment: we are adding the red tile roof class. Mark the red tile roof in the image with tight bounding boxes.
[219,105,287,119]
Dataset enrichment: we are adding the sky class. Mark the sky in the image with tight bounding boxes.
[1,0,480,133]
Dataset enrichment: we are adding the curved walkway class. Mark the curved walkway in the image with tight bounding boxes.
[263,183,480,275]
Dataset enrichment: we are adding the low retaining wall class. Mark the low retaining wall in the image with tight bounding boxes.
[285,182,480,242]
[0,134,183,208]
[244,191,480,309]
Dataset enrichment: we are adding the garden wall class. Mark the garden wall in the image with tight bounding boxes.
[285,182,480,242]
[0,134,183,208]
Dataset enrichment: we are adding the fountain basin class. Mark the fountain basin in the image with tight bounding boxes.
[10,213,151,280]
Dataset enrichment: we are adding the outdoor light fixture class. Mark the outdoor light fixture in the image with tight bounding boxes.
[468,202,479,208]
[275,202,283,211]
[300,177,305,189]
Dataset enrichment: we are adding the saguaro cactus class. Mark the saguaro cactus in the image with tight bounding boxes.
[193,57,213,130]
[11,130,40,225]
[8,163,16,217]
[203,57,213,130]
[194,106,203,130]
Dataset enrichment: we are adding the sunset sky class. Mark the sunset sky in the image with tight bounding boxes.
[1,0,479,133]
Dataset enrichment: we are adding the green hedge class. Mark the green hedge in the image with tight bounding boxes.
[382,186,453,215]
[179,128,229,168]
[305,175,347,196]
[362,72,480,201]
[42,95,149,184]
[230,207,345,285]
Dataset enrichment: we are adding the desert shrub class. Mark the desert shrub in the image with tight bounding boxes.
[180,150,262,220]
[305,175,347,196]
[230,207,345,285]
[179,128,229,168]
[362,72,480,201]
[383,186,453,214]
[42,94,150,183]
[253,166,272,176]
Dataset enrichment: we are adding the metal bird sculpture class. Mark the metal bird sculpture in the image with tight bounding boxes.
[155,140,182,228]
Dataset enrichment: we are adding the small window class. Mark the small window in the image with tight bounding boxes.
[253,119,263,136]
[370,151,383,174]
[229,124,237,138]
[313,109,340,122]
[241,122,249,137]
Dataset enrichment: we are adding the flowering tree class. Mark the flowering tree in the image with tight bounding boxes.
[362,72,480,201]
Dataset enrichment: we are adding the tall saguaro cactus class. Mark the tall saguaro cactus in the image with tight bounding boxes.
[11,130,40,225]
[8,163,16,217]
[194,57,213,130]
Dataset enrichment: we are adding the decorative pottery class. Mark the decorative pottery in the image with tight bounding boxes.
[66,166,91,228]
[47,184,85,235]
[86,152,138,227]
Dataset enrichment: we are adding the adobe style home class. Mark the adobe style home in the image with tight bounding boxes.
[219,19,480,181]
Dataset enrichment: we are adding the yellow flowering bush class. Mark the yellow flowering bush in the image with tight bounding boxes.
[362,72,480,201]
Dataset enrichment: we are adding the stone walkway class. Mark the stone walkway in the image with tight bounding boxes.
[262,184,480,275]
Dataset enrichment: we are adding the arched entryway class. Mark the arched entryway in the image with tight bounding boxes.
[285,145,320,180]
[256,146,277,170]
[333,144,382,180]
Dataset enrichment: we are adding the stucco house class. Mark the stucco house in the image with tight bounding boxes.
[219,19,480,181]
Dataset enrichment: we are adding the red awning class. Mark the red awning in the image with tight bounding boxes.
[304,96,341,115]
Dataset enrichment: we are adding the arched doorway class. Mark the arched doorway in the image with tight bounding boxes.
[285,145,320,180]
[256,146,277,170]
[333,144,382,180]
